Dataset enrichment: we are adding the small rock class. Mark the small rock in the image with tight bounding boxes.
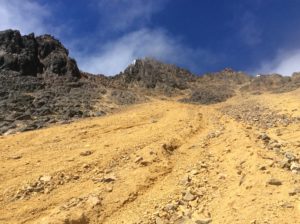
[64,211,88,224]
[259,165,267,171]
[182,191,196,201]
[285,152,296,162]
[190,169,199,175]
[164,203,177,212]
[258,133,270,142]
[195,218,212,224]
[80,151,93,156]
[105,185,113,192]
[86,195,101,207]
[180,175,191,186]
[267,178,282,186]
[40,175,52,182]
[288,187,300,196]
[9,155,22,160]
[290,162,300,173]
[155,217,164,224]
[102,174,116,182]
[135,156,143,163]
[280,158,291,169]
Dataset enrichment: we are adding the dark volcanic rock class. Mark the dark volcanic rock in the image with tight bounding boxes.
[0,30,42,76]
[36,34,80,77]
[0,30,107,135]
[0,29,80,77]
[114,58,195,92]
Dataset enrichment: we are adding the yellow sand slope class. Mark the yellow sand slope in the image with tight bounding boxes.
[0,90,300,224]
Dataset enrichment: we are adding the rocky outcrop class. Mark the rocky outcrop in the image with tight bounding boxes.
[241,73,300,93]
[199,68,252,85]
[113,58,195,94]
[0,30,108,135]
[0,29,80,77]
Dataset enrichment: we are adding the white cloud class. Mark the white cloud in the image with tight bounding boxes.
[0,0,51,35]
[96,0,168,31]
[254,49,300,76]
[0,0,216,76]
[76,28,215,75]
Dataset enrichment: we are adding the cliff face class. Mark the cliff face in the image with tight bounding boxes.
[0,30,105,135]
[0,29,80,77]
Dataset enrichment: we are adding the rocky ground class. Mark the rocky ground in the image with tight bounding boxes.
[0,89,299,224]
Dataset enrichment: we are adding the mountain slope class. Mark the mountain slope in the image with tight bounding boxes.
[0,89,299,224]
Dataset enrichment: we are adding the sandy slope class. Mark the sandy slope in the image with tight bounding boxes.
[0,90,300,224]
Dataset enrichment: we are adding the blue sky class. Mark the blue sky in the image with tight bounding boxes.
[1,0,300,76]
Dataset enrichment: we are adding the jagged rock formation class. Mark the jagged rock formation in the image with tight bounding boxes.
[0,30,80,77]
[0,30,111,134]
[1,29,300,134]
[113,58,195,95]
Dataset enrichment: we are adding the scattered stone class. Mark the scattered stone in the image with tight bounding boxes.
[182,191,196,201]
[40,175,52,182]
[64,211,89,224]
[162,139,180,153]
[179,175,191,186]
[288,187,300,196]
[155,217,164,224]
[290,162,300,173]
[9,155,22,160]
[164,203,177,212]
[280,202,294,208]
[284,152,296,162]
[258,133,270,142]
[195,218,212,224]
[280,158,291,169]
[102,174,117,183]
[267,178,282,186]
[190,169,199,175]
[80,150,93,156]
[105,185,113,192]
[86,195,101,207]
[135,156,143,163]
[258,165,267,171]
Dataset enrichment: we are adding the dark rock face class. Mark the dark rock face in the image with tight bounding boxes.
[0,30,42,76]
[114,58,195,92]
[36,34,80,77]
[0,30,104,135]
[0,30,80,77]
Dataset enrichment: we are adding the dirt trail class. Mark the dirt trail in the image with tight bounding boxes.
[0,90,300,224]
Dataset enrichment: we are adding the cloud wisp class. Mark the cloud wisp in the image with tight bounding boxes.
[0,0,51,35]
[76,28,216,75]
[96,0,169,32]
[254,49,300,76]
